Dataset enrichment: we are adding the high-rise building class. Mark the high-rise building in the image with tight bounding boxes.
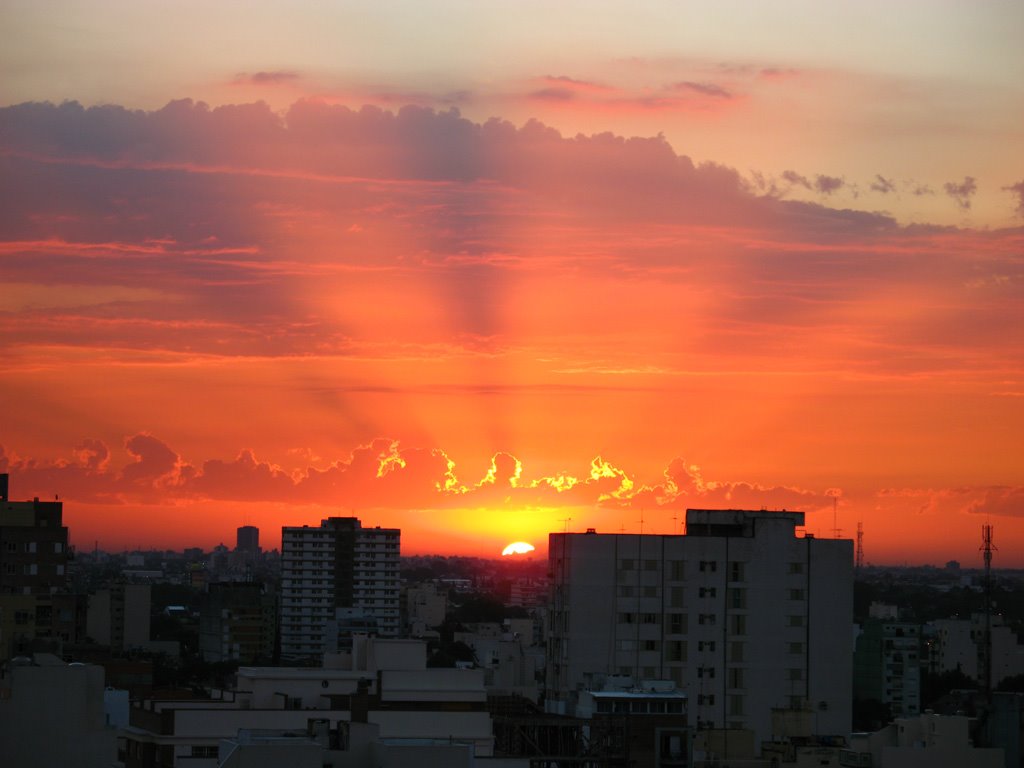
[546,509,853,749]
[280,517,400,660]
[0,473,69,596]
[199,582,277,663]
[0,473,84,659]
[236,525,260,553]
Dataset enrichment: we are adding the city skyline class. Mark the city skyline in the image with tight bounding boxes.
[1,3,1022,564]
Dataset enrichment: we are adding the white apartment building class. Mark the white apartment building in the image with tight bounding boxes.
[281,518,400,660]
[546,509,853,749]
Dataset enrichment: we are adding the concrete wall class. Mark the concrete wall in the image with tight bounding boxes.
[0,657,117,768]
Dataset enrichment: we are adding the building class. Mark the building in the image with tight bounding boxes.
[546,509,853,749]
[0,473,69,596]
[236,526,260,554]
[199,582,277,663]
[847,711,1003,767]
[0,473,84,659]
[87,582,152,652]
[854,604,922,718]
[0,653,119,767]
[121,637,497,767]
[280,517,400,660]
[928,614,1024,689]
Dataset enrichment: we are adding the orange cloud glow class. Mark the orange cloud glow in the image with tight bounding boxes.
[0,99,1022,565]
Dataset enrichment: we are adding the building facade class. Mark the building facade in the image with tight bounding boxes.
[280,518,400,660]
[546,509,853,748]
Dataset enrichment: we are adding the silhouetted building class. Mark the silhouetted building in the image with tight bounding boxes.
[0,474,84,659]
[280,518,400,660]
[854,607,922,718]
[0,473,69,596]
[236,525,259,553]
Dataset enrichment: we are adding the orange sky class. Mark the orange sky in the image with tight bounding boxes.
[1,4,1023,565]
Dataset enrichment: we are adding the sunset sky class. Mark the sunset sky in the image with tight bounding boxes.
[1,1,1022,564]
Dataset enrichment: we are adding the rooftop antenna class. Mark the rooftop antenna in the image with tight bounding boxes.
[671,512,677,535]
[981,523,996,701]
[855,522,864,571]
[560,516,572,533]
[638,508,645,536]
[831,495,842,539]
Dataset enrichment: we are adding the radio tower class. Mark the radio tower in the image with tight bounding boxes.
[980,523,996,700]
[855,522,864,571]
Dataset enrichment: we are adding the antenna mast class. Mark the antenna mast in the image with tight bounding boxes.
[855,522,864,571]
[980,524,996,701]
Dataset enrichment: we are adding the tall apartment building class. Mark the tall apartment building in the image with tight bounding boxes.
[854,611,922,718]
[0,474,86,659]
[546,509,853,748]
[0,473,69,596]
[280,517,400,660]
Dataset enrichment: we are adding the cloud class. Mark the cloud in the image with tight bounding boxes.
[815,175,845,195]
[0,436,836,516]
[870,174,896,194]
[234,71,301,85]
[965,486,1024,518]
[782,170,812,190]
[670,81,733,99]
[944,176,977,210]
[1004,181,1024,217]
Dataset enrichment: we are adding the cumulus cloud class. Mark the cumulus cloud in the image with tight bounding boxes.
[1004,181,1024,218]
[0,436,837,516]
[944,176,977,210]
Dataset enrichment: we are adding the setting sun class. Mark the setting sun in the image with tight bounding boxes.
[502,542,536,556]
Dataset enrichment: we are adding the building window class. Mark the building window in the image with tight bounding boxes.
[644,559,659,571]
[698,640,716,652]
[729,642,745,662]
[729,695,745,716]
[728,668,744,689]
[789,588,805,601]
[699,560,717,573]
[729,615,746,635]
[619,559,634,570]
[643,586,659,598]
[728,561,745,582]
[667,640,686,662]
[670,587,685,608]
[698,694,715,706]
[787,615,805,628]
[619,612,636,624]
[788,562,804,574]
[618,586,634,598]
[644,640,659,652]
[730,589,747,609]
[788,668,804,681]
[698,614,716,626]
[670,560,686,580]
[788,642,805,654]
[642,613,659,624]
[669,613,687,634]
[699,587,717,599]
[697,666,715,679]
